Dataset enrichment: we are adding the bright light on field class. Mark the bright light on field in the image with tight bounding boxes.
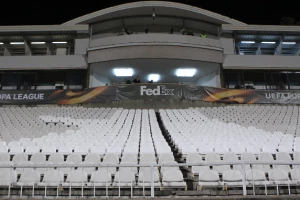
[176,68,196,77]
[114,68,133,77]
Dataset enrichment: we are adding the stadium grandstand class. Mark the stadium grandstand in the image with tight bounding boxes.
[1,1,300,199]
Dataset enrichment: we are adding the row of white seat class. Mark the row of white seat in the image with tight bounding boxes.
[159,109,299,156]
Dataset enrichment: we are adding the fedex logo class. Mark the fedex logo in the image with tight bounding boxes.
[140,85,174,96]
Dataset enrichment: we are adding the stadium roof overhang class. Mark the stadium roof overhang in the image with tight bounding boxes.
[62,1,246,26]
[221,24,300,55]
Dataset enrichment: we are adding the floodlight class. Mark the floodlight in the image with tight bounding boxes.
[261,41,276,44]
[241,41,255,44]
[176,68,196,77]
[114,68,133,77]
[148,74,160,82]
[282,42,296,45]
[31,42,46,44]
[52,41,67,44]
[10,42,24,45]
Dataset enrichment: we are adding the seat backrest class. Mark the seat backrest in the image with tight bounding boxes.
[30,154,46,163]
[41,145,56,154]
[19,169,40,182]
[258,153,274,161]
[0,169,17,182]
[223,153,239,161]
[276,152,291,161]
[0,145,8,153]
[0,153,10,162]
[12,154,28,163]
[58,146,72,154]
[90,170,111,183]
[241,153,256,161]
[48,154,64,163]
[25,146,40,154]
[102,154,119,164]
[66,154,82,164]
[158,153,174,163]
[9,145,24,154]
[84,153,100,164]
[186,153,202,163]
[198,170,220,182]
[268,169,289,181]
[162,170,184,182]
[114,170,135,183]
[223,170,243,182]
[42,170,64,183]
[138,170,159,182]
[140,154,156,164]
[291,169,300,181]
[66,170,87,183]
[205,153,220,162]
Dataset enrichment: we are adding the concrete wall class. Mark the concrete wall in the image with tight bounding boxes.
[220,38,235,55]
[0,55,87,70]
[88,45,223,64]
[224,55,300,69]
[75,38,89,55]
[89,33,222,49]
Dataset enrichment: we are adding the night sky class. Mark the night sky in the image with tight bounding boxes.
[0,0,299,26]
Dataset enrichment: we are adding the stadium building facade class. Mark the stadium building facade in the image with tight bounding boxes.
[0,1,299,91]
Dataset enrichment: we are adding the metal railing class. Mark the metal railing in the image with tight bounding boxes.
[0,160,299,198]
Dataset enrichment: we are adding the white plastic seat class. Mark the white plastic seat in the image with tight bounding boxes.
[112,170,136,187]
[158,153,174,164]
[48,154,64,163]
[268,169,291,195]
[0,169,17,197]
[84,153,101,164]
[58,146,72,154]
[198,170,222,190]
[30,154,46,163]
[246,169,269,195]
[87,170,111,187]
[253,153,273,172]
[0,153,10,162]
[102,154,119,174]
[15,161,34,174]
[14,170,41,197]
[74,146,89,155]
[290,169,300,185]
[186,153,209,174]
[41,145,56,154]
[139,154,157,164]
[25,146,40,154]
[37,169,64,189]
[62,170,88,197]
[9,145,24,154]
[233,153,255,171]
[138,169,161,187]
[90,146,106,156]
[66,154,82,164]
[0,145,8,153]
[223,170,243,187]
[275,152,292,172]
[12,154,28,163]
[162,170,186,189]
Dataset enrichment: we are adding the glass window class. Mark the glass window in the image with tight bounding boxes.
[288,73,300,89]
[224,72,243,89]
[243,71,266,89]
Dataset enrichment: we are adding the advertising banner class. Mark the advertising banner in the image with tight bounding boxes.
[0,84,299,105]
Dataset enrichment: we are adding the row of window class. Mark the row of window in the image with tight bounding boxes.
[224,70,300,90]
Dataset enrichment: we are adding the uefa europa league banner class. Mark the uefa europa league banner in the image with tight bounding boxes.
[0,83,300,104]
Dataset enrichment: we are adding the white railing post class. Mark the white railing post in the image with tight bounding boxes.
[242,162,247,196]
[150,165,154,198]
